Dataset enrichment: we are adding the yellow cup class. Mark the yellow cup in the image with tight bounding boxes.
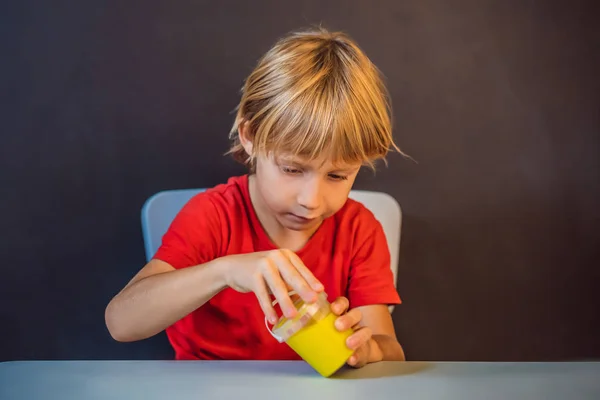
[265,291,354,377]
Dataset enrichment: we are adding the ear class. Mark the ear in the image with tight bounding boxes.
[238,120,254,157]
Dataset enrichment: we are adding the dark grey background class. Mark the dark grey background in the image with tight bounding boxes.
[1,0,598,362]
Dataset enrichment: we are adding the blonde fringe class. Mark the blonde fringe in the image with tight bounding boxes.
[227,26,410,170]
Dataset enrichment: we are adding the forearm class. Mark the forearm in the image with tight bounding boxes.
[105,258,227,342]
[370,334,406,362]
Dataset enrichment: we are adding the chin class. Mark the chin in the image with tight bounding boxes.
[278,216,322,232]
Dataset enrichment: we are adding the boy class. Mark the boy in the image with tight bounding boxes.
[105,27,406,368]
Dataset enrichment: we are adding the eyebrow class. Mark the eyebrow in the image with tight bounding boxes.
[276,156,359,173]
[330,167,358,173]
[276,157,306,167]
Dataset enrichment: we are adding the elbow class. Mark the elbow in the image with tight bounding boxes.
[392,338,406,361]
[396,344,406,361]
[373,334,406,362]
[389,337,406,361]
[104,300,136,343]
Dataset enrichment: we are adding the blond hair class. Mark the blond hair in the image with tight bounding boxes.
[228,27,403,169]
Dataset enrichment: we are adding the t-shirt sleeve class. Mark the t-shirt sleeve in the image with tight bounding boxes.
[153,194,222,270]
[347,214,402,309]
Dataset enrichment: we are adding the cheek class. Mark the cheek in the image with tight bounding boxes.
[262,185,284,207]
[323,185,353,214]
[257,168,292,209]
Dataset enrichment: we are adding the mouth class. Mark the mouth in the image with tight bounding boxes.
[286,213,318,223]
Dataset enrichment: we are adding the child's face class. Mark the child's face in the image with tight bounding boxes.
[253,152,361,232]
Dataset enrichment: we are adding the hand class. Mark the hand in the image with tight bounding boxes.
[221,249,324,323]
[331,297,378,368]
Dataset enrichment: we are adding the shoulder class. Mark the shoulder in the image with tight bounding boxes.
[180,175,249,216]
[334,197,381,234]
[154,175,250,267]
[168,174,251,241]
[329,197,385,254]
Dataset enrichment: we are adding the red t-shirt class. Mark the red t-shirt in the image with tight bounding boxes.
[154,174,401,360]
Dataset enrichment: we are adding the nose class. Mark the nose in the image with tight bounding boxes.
[297,177,322,211]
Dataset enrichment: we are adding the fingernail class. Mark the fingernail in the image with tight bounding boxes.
[346,337,357,348]
[270,315,277,324]
[335,319,344,330]
[287,308,297,318]
[315,283,324,291]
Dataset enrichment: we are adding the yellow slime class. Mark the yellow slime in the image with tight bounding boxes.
[286,312,354,377]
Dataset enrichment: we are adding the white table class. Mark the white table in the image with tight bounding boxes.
[1,360,599,399]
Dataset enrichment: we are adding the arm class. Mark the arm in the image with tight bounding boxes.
[105,194,323,343]
[331,299,405,367]
[357,304,405,362]
[104,258,229,342]
[337,209,404,365]
[105,250,323,343]
[105,193,231,342]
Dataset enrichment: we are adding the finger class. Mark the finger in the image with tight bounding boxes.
[261,258,297,318]
[272,250,317,303]
[264,280,294,295]
[330,296,350,316]
[346,326,372,351]
[252,273,278,324]
[281,249,324,292]
[347,344,369,368]
[335,308,362,331]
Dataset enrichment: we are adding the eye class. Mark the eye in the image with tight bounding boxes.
[329,174,348,181]
[282,166,302,175]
